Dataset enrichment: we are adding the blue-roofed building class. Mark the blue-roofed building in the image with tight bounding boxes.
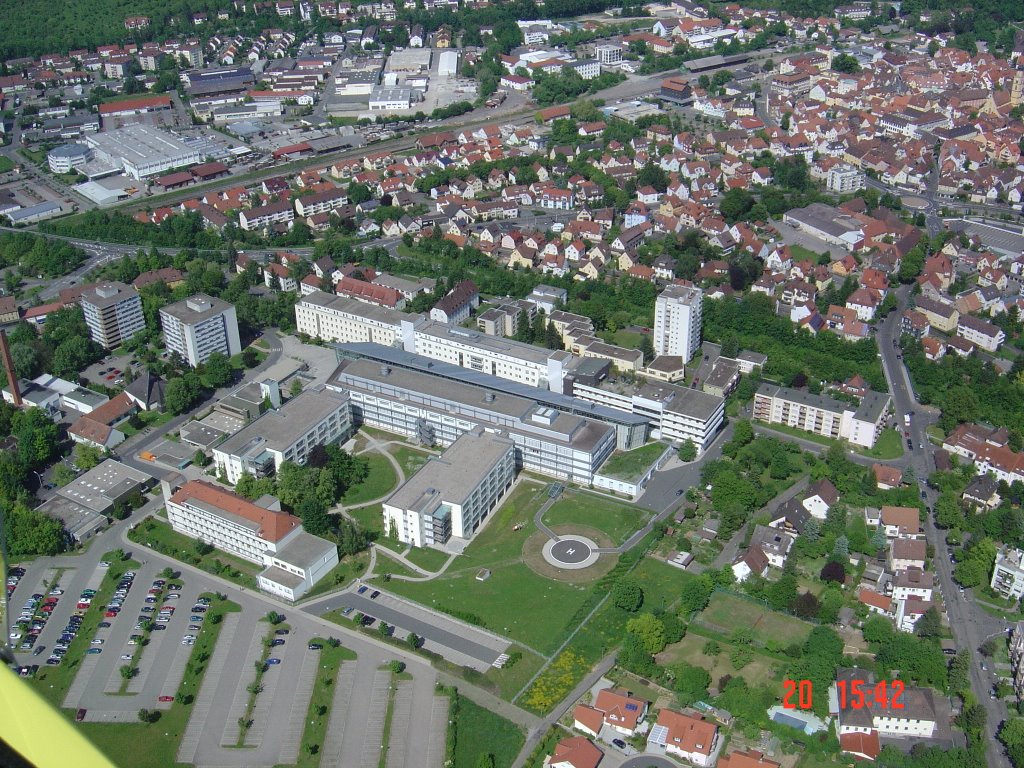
[767,705,828,734]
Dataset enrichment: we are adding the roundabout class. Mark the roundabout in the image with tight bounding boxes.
[542,535,601,570]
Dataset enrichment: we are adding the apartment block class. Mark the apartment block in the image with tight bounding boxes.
[213,388,352,484]
[753,383,889,449]
[163,479,338,600]
[383,428,515,547]
[992,546,1024,600]
[80,281,145,349]
[653,284,703,362]
[159,294,241,367]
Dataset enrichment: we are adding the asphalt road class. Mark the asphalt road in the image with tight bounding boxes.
[877,286,1010,768]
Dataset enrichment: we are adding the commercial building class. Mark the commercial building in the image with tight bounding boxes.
[163,479,338,600]
[438,50,459,76]
[80,281,145,349]
[571,367,724,454]
[653,284,703,362]
[595,44,623,66]
[414,320,575,393]
[84,124,202,179]
[295,290,421,347]
[782,203,864,251]
[383,428,516,547]
[36,460,153,542]
[213,388,353,484]
[46,143,92,173]
[368,87,418,111]
[753,383,890,449]
[327,351,618,483]
[992,547,1024,600]
[160,294,241,367]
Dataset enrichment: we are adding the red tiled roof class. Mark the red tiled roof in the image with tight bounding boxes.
[655,710,717,755]
[572,704,604,735]
[98,94,170,114]
[840,730,880,760]
[720,750,782,768]
[550,737,602,768]
[170,480,300,543]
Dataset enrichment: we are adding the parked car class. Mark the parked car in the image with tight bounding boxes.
[266,658,281,665]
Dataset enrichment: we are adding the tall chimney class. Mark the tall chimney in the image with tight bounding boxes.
[0,330,21,407]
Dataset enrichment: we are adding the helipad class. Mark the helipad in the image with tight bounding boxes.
[542,535,601,570]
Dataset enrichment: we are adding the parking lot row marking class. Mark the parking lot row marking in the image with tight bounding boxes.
[219,628,266,747]
[245,642,285,748]
[425,695,450,768]
[177,613,240,765]
[386,680,413,768]
[320,661,357,768]
[360,669,393,768]
[277,647,321,765]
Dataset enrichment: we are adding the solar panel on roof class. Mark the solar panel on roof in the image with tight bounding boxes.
[772,711,808,732]
[625,703,638,711]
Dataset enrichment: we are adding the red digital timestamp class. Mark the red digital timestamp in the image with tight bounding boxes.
[782,679,906,710]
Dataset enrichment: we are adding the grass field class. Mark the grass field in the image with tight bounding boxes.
[697,593,813,646]
[294,640,357,767]
[0,156,15,173]
[657,633,782,689]
[612,329,644,349]
[128,518,260,588]
[403,546,450,573]
[298,553,369,601]
[119,410,174,437]
[389,444,432,477]
[861,429,904,460]
[76,595,241,768]
[343,452,399,506]
[484,646,547,701]
[450,692,524,768]
[597,442,667,481]
[384,482,599,654]
[789,243,827,259]
[542,490,650,546]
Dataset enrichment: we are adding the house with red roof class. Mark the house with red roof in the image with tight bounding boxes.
[647,710,721,765]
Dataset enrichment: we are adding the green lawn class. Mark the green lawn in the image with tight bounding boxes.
[119,410,174,437]
[597,442,667,481]
[347,503,407,552]
[298,553,369,601]
[657,632,782,689]
[0,156,14,173]
[697,592,813,646]
[484,647,547,701]
[789,243,827,259]
[403,546,450,573]
[384,482,598,654]
[29,554,140,707]
[344,452,399,506]
[128,518,260,588]
[295,640,357,767]
[76,595,241,768]
[861,429,904,460]
[542,490,651,546]
[612,329,643,349]
[450,693,525,768]
[388,444,432,477]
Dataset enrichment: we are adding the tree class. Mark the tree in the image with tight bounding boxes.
[242,347,260,368]
[52,464,76,487]
[820,561,846,583]
[915,606,942,638]
[266,610,285,625]
[625,613,666,655]
[999,718,1024,750]
[794,591,820,619]
[406,632,421,649]
[980,638,999,657]
[677,440,697,462]
[639,333,655,364]
[949,650,971,694]
[164,374,202,415]
[200,352,234,388]
[476,755,496,768]
[832,53,861,73]
[613,578,644,612]
[4,504,65,558]
[672,663,711,705]
[719,188,754,223]
[618,632,656,677]
[832,535,849,558]
[957,703,986,733]
[72,443,102,471]
[679,575,713,614]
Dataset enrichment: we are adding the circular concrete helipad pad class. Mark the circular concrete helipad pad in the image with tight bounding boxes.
[543,535,600,570]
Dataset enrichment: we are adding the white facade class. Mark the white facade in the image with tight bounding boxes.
[992,547,1024,600]
[213,388,353,484]
[80,282,146,349]
[653,284,703,362]
[826,164,865,193]
[160,294,241,367]
[383,429,515,547]
[165,479,338,600]
[754,384,889,450]
[438,50,459,76]
[295,290,419,347]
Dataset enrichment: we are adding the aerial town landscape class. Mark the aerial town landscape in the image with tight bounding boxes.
[1,0,1024,766]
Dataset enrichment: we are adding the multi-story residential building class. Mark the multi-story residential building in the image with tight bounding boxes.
[293,186,349,217]
[239,200,295,230]
[753,384,890,449]
[1010,622,1024,699]
[213,388,352,484]
[80,282,145,349]
[383,428,515,547]
[888,538,926,572]
[653,284,703,362]
[430,279,479,324]
[294,290,421,346]
[327,352,617,483]
[891,568,934,602]
[956,314,1006,352]
[992,547,1024,600]
[163,478,338,600]
[827,164,866,193]
[159,294,241,367]
[595,44,623,66]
